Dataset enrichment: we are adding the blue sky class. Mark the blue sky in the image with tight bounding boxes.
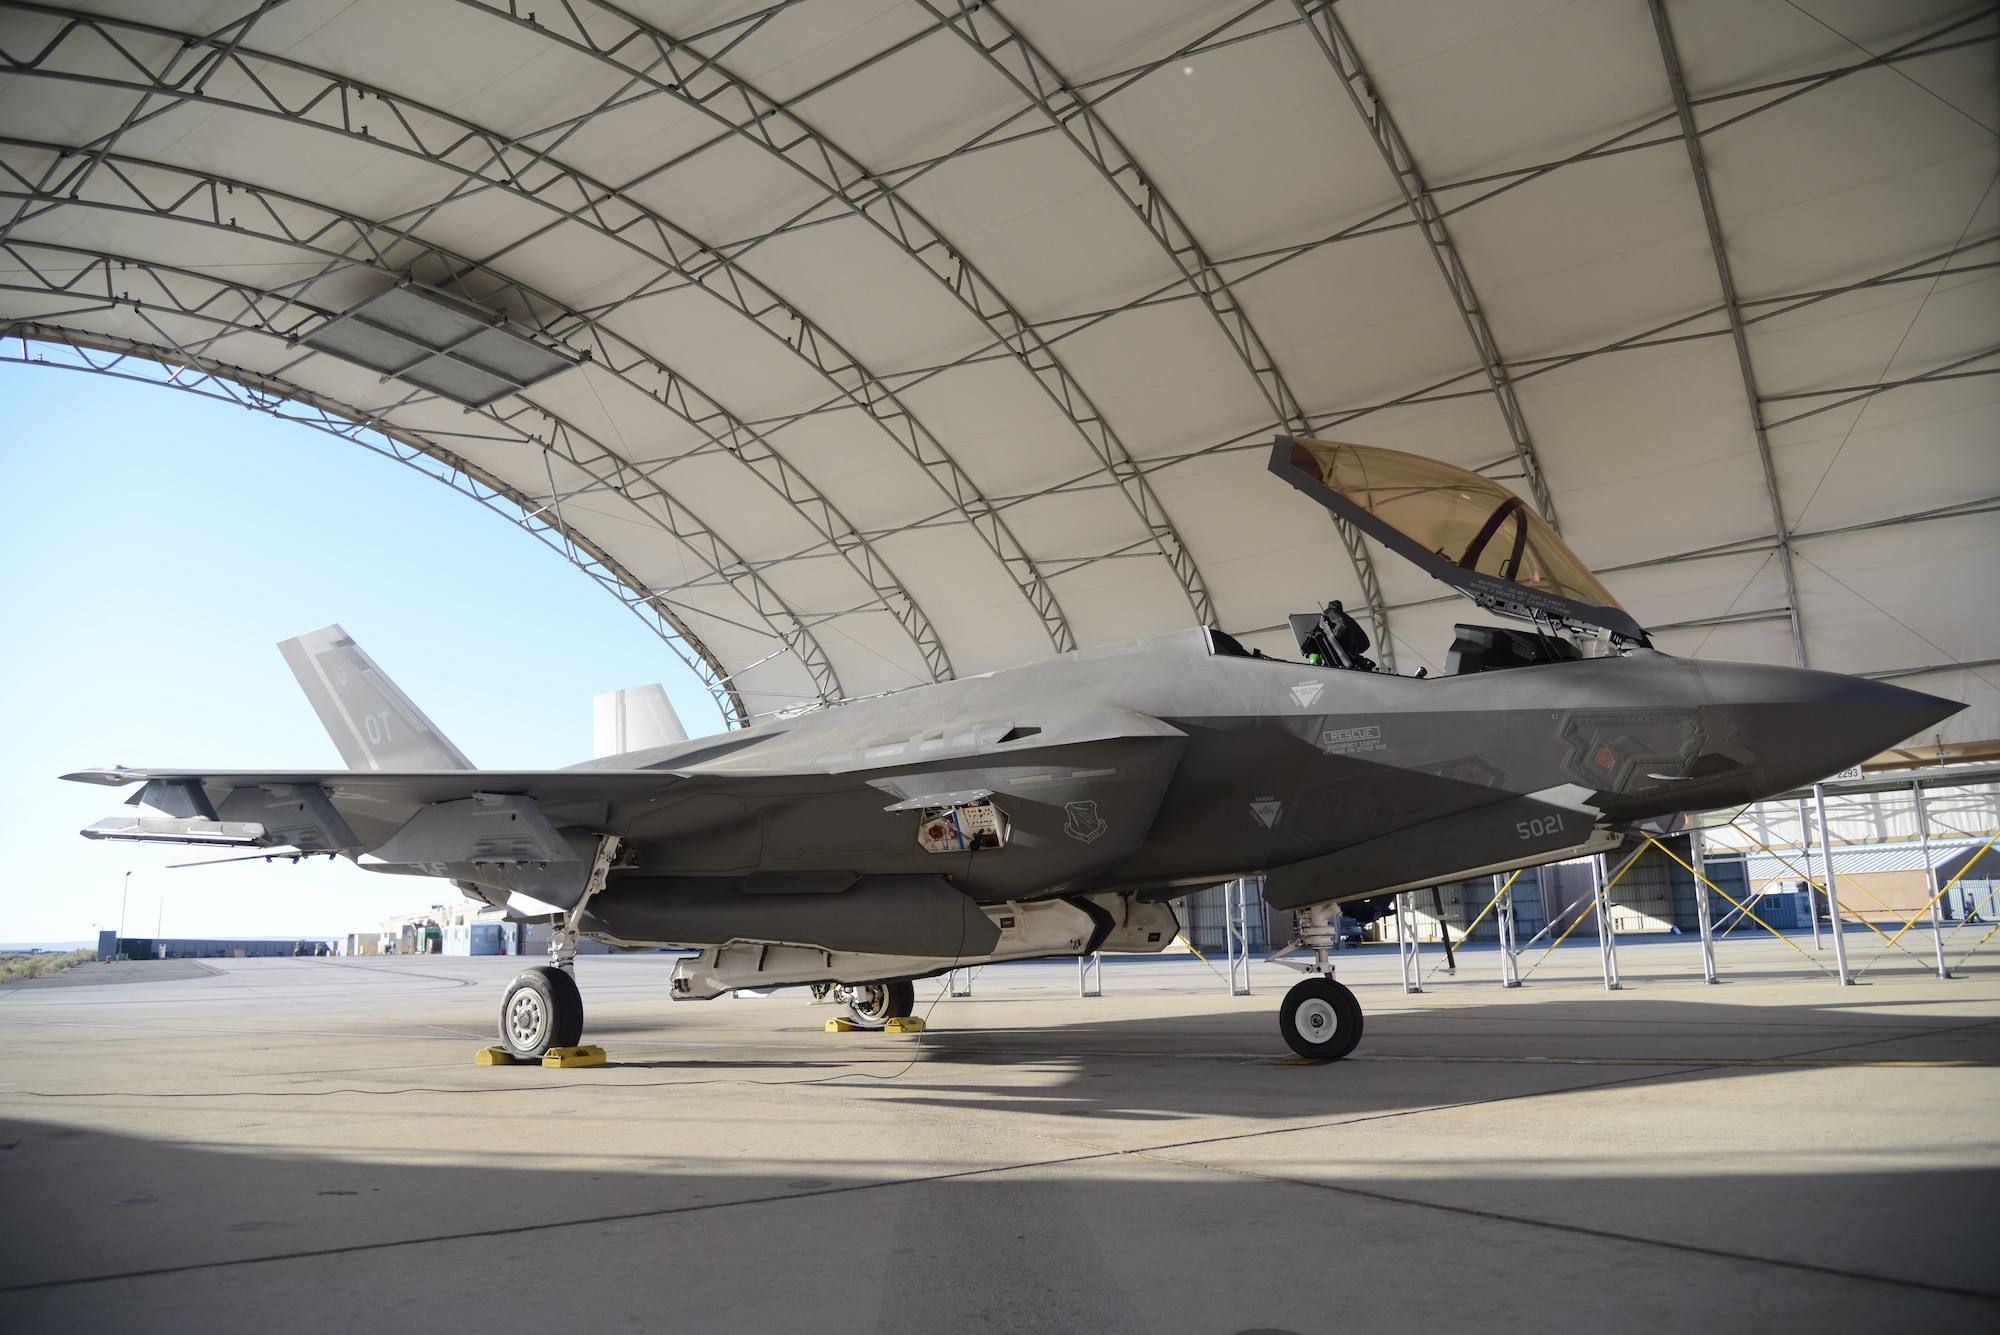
[0,362,727,945]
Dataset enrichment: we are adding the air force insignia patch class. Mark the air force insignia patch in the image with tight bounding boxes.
[1062,800,1108,844]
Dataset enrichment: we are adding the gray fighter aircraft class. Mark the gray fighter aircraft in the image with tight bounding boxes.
[64,438,1961,1061]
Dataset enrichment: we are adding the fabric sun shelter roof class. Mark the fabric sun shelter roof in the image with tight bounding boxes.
[0,0,1994,747]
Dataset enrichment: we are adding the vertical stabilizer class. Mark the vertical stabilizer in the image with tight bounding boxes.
[277,625,474,771]
[593,684,687,759]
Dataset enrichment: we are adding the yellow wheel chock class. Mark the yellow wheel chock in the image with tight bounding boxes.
[542,1045,607,1068]
[884,1016,926,1033]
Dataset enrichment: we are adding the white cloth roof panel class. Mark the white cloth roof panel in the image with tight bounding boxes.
[1445,150,1725,363]
[886,140,1186,323]
[707,0,946,102]
[889,357,1137,500]
[1665,0,1982,99]
[1083,29,1412,264]
[613,130,843,254]
[597,286,849,424]
[1336,0,1674,185]
[1701,89,1998,304]
[1744,260,2000,402]
[1231,234,1507,410]
[1045,303,1279,460]
[1769,379,2000,537]
[719,219,998,377]
[1791,515,1998,673]
[739,17,1021,172]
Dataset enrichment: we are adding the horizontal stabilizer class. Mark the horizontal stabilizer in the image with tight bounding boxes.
[278,625,473,772]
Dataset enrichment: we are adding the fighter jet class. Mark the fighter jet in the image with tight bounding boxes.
[63,437,1961,1061]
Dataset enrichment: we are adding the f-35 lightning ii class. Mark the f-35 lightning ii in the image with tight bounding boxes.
[64,438,1961,1060]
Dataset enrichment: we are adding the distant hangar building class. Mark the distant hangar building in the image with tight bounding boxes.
[2,0,1993,756]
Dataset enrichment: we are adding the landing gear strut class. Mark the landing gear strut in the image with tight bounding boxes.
[497,835,619,1058]
[1275,903,1364,1061]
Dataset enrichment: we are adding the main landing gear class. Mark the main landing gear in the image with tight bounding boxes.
[500,966,583,1059]
[838,980,915,1030]
[1274,902,1365,1061]
[497,835,620,1060]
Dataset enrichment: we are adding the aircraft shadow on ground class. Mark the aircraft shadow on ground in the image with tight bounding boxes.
[585,991,2000,1127]
[0,1111,1995,1331]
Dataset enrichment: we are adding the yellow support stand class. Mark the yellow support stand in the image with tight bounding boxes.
[542,1045,607,1068]
[474,1047,517,1066]
[884,1016,926,1033]
[824,1017,857,1032]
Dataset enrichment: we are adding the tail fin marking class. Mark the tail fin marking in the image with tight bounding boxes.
[277,625,474,771]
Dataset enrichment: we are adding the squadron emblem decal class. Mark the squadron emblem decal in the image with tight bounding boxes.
[1249,797,1284,829]
[1062,800,1108,843]
[1290,681,1324,708]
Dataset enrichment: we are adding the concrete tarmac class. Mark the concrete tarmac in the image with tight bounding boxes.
[2,936,1996,1333]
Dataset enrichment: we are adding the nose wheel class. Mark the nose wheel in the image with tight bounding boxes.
[1279,977,1362,1060]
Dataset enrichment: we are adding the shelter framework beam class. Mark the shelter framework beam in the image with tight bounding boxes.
[1301,2,1557,528]
[446,0,1213,635]
[3,325,751,724]
[0,138,957,687]
[1650,0,1807,668]
[0,3,1075,658]
[916,0,1390,665]
[0,240,848,708]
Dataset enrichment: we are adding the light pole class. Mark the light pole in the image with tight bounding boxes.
[117,870,131,946]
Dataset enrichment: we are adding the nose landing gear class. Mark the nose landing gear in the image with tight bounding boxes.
[1274,902,1365,1061]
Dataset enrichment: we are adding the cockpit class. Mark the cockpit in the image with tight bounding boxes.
[1206,436,1651,675]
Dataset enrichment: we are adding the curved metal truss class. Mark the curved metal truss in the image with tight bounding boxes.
[0,241,855,717]
[441,0,1213,629]
[916,0,1392,668]
[1294,0,1558,532]
[1647,0,1805,668]
[0,136,956,687]
[2,325,758,726]
[0,2,1075,656]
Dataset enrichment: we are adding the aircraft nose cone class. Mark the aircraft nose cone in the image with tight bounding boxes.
[1702,662,1964,794]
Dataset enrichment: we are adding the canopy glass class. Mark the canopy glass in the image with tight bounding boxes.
[1287,438,1621,609]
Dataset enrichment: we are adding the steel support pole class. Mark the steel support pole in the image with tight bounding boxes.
[1397,892,1423,993]
[1914,782,1952,980]
[947,967,974,997]
[1497,874,1522,988]
[1800,798,1823,948]
[1224,878,1253,996]
[1812,784,1853,985]
[1078,951,1102,998]
[1691,829,1720,983]
[1594,855,1622,990]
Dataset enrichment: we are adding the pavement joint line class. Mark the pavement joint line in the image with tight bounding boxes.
[0,1147,1124,1295]
[1119,1145,2000,1305]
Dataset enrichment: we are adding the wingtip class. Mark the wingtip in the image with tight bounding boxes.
[60,767,144,786]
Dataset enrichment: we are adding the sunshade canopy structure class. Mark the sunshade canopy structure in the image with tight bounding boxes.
[2,0,1994,756]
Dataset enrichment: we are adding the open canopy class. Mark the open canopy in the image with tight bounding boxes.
[1272,436,1648,643]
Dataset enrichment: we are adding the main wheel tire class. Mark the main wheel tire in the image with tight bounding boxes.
[1278,977,1363,1061]
[500,966,584,1058]
[845,979,916,1030]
